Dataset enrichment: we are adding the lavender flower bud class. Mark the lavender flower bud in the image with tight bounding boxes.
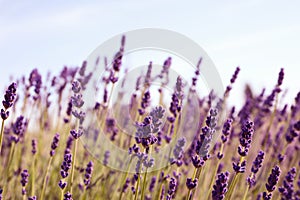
[238,120,254,157]
[20,169,29,195]
[265,165,281,193]
[50,133,60,156]
[167,177,177,199]
[149,176,156,192]
[251,151,264,174]
[70,129,83,139]
[60,153,72,179]
[58,180,67,190]
[212,171,230,200]
[278,167,296,199]
[84,161,93,186]
[28,196,36,200]
[277,68,284,86]
[2,82,17,110]
[31,139,37,155]
[186,178,198,190]
[64,191,73,200]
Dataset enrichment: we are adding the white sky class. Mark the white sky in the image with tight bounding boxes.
[0,0,299,107]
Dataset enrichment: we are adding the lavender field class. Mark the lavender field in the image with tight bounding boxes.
[0,36,299,200]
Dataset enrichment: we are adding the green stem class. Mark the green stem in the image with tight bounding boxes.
[0,118,6,154]
[60,189,64,200]
[205,159,221,200]
[141,168,148,200]
[40,157,53,200]
[31,154,36,196]
[186,168,198,200]
[70,138,78,194]
[242,186,249,200]
[134,174,140,200]
[119,157,133,200]
[225,173,240,200]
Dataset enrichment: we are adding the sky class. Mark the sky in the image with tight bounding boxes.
[0,0,299,108]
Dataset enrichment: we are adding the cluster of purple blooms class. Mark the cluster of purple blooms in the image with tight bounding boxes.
[1,82,17,120]
[212,171,230,200]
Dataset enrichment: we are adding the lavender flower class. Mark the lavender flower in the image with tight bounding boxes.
[84,161,93,186]
[139,90,151,115]
[212,171,230,200]
[247,151,264,188]
[263,165,281,199]
[149,176,156,193]
[0,188,2,200]
[170,137,186,166]
[58,180,67,190]
[1,82,17,119]
[232,160,246,173]
[221,118,233,143]
[60,153,72,179]
[167,177,177,199]
[122,178,130,193]
[186,178,198,190]
[238,120,254,157]
[21,169,29,195]
[28,196,36,200]
[29,69,42,100]
[251,151,265,174]
[277,68,284,87]
[195,108,218,160]
[12,115,28,138]
[278,167,296,200]
[70,129,83,139]
[31,139,37,155]
[50,133,60,156]
[64,191,73,200]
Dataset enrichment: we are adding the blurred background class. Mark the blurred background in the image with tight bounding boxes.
[0,0,299,108]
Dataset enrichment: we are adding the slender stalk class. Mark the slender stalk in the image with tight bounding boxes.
[119,157,133,200]
[0,117,6,154]
[40,157,53,200]
[60,188,64,200]
[134,174,140,200]
[242,185,249,200]
[141,168,148,200]
[31,154,36,196]
[70,138,78,194]
[186,167,198,200]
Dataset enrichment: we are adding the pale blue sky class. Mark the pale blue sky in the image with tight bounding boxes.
[0,0,299,107]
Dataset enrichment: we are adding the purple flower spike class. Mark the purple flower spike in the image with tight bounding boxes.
[265,165,281,196]
[277,68,284,86]
[221,118,233,143]
[251,151,264,174]
[31,139,37,155]
[84,161,93,186]
[232,160,246,173]
[28,196,36,200]
[230,67,240,84]
[2,82,17,110]
[64,191,73,200]
[212,171,230,200]
[167,177,177,199]
[278,167,296,199]
[238,120,254,157]
[50,133,60,156]
[247,151,264,188]
[60,153,72,179]
[186,178,198,190]
[70,129,83,139]
[58,180,67,190]
[20,169,29,196]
